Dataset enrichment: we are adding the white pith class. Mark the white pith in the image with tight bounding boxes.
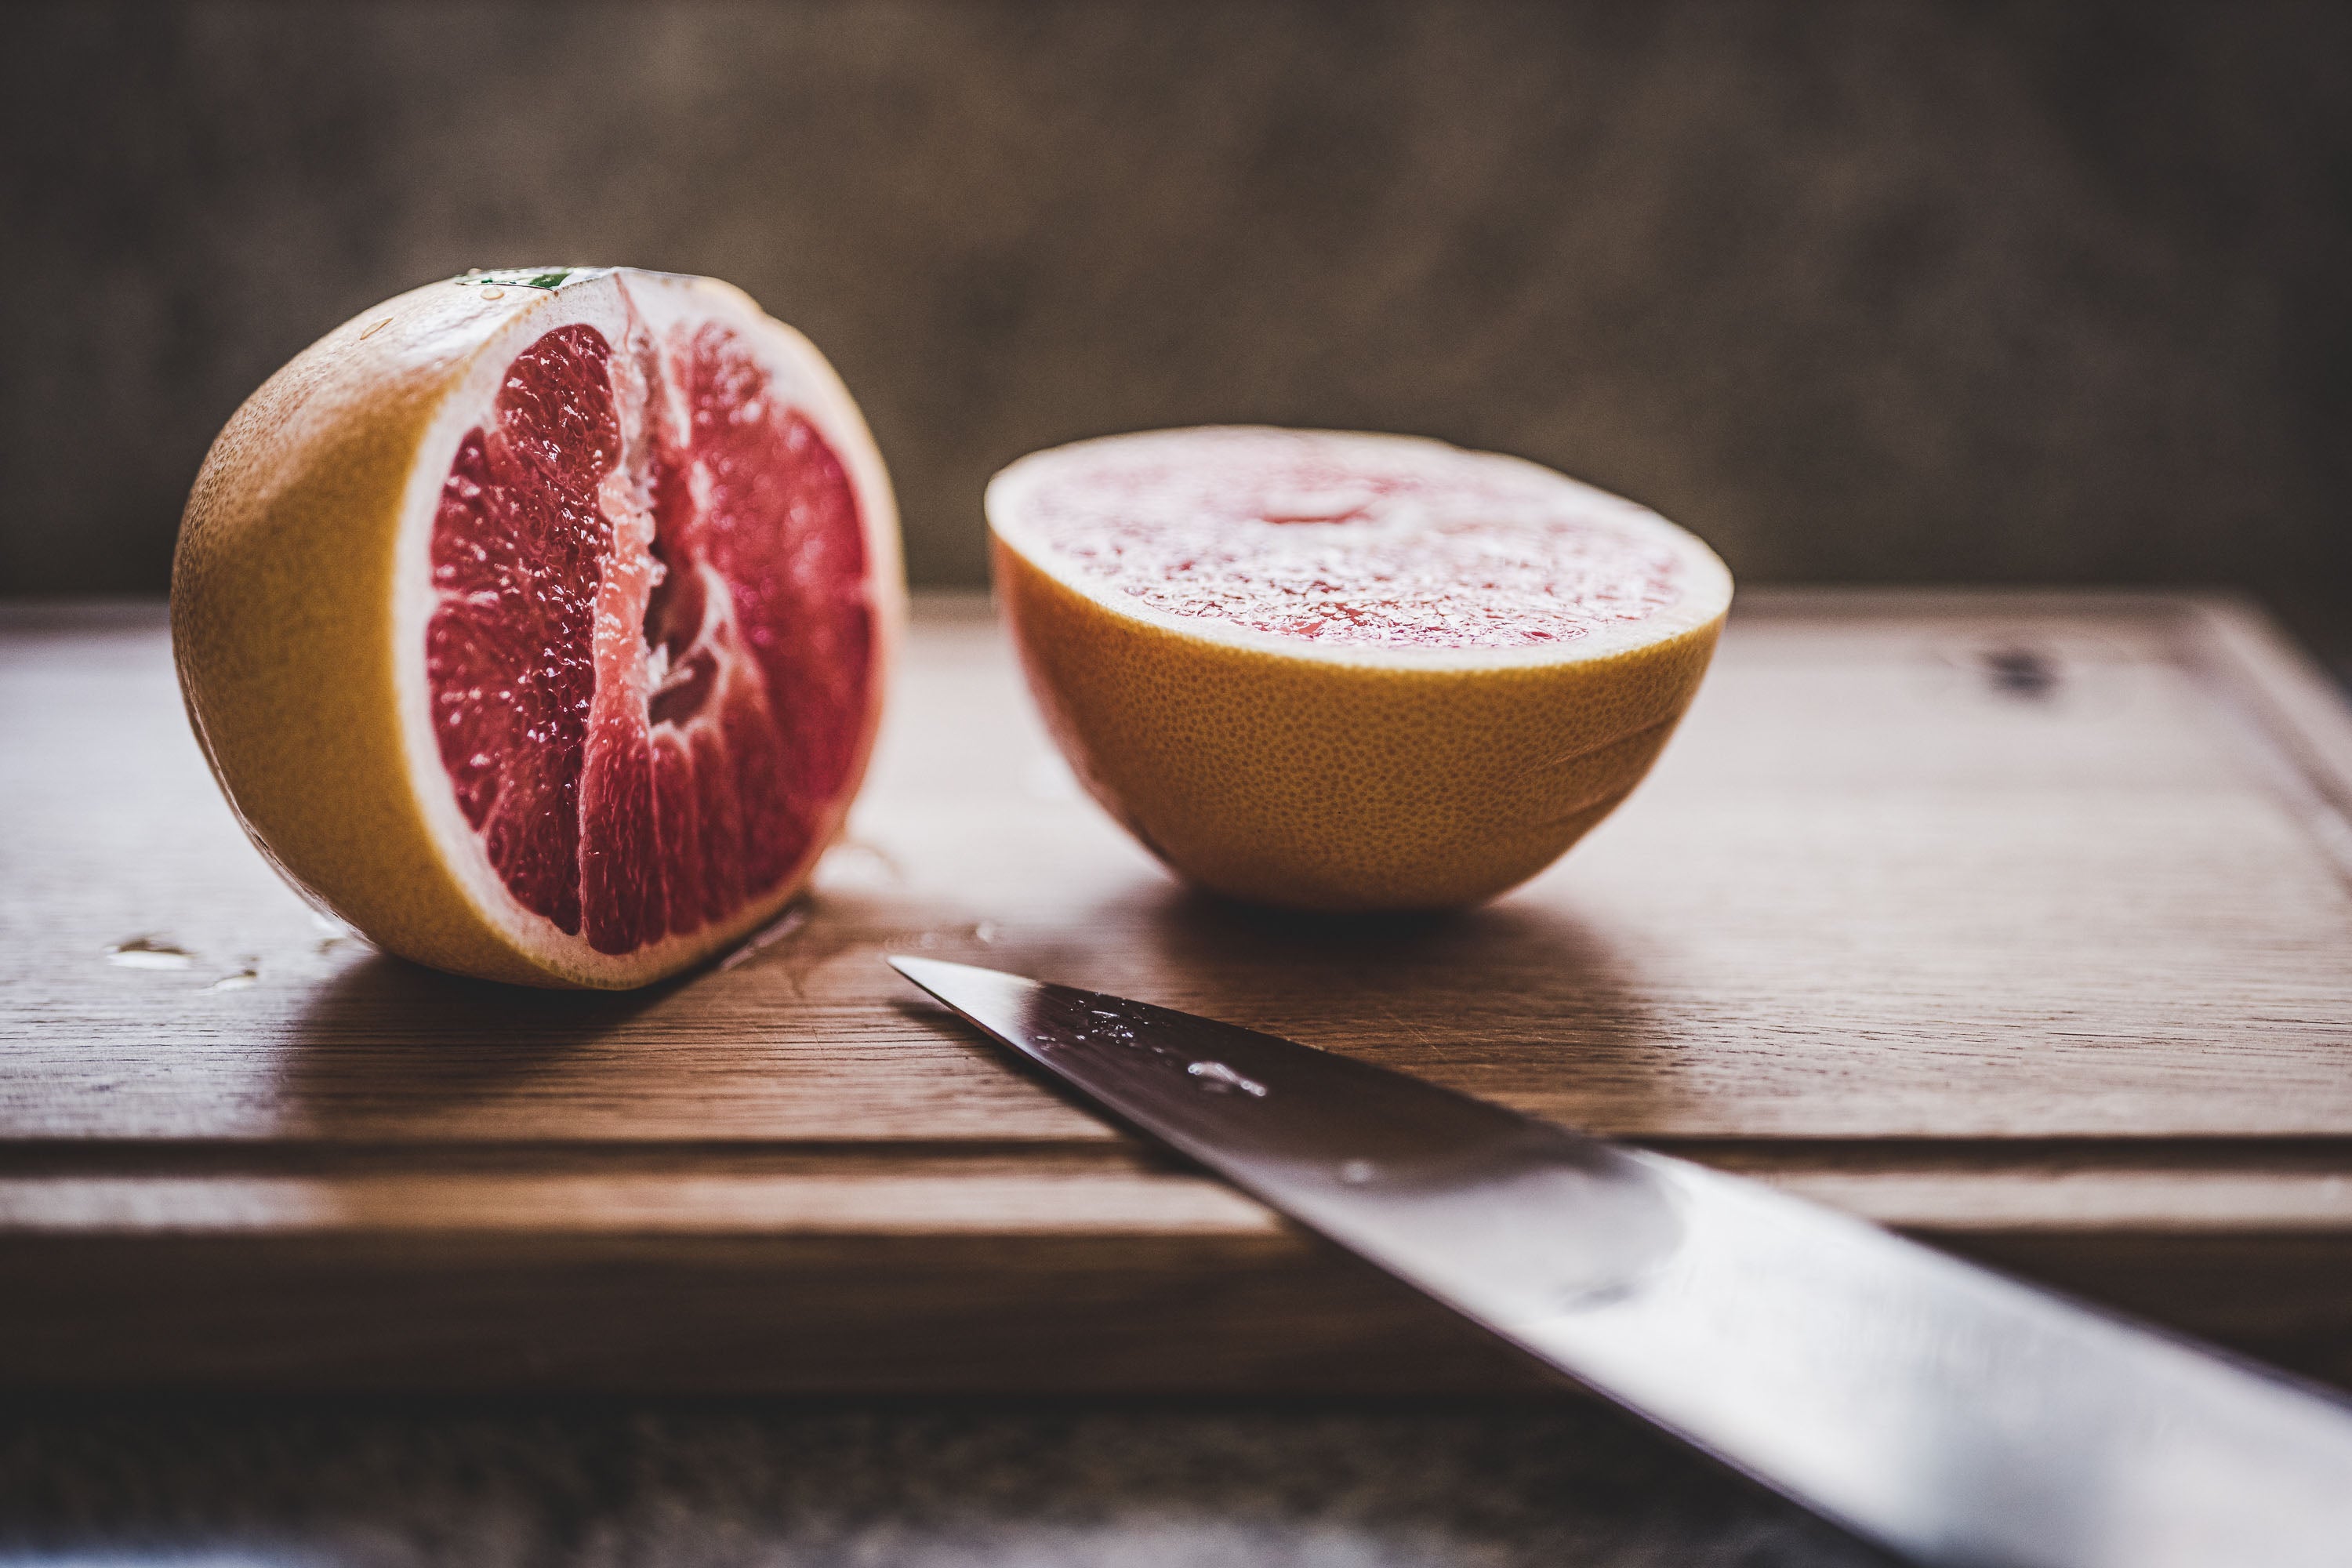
[987,427,1733,671]
[390,269,902,985]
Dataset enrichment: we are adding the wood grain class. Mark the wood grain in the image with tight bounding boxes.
[4,591,2351,1391]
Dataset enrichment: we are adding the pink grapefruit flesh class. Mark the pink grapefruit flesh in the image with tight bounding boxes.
[1009,426,1694,652]
[426,319,873,956]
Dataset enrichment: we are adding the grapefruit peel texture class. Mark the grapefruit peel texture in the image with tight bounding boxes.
[988,426,1730,913]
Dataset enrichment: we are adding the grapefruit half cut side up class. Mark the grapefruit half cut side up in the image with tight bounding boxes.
[987,426,1731,913]
[173,268,902,987]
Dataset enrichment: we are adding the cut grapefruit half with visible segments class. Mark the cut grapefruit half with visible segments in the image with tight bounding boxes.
[173,267,902,987]
[988,426,1732,913]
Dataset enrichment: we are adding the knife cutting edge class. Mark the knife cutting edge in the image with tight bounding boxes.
[889,955,2352,1568]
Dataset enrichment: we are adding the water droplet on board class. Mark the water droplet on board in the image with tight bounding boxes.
[814,839,904,894]
[972,920,1000,945]
[1187,1061,1269,1098]
[1338,1160,1377,1185]
[209,964,260,992]
[1980,644,2060,700]
[106,937,193,971]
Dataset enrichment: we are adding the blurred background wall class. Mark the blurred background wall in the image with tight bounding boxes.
[5,2,2348,644]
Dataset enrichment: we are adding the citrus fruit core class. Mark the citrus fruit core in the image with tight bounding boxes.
[1006,427,1694,652]
[426,317,873,957]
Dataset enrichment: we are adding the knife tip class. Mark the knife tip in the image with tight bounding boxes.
[886,955,1051,1026]
[887,953,1005,987]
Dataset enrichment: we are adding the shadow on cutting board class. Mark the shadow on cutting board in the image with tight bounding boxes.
[263,870,1681,1137]
[902,880,1682,1132]
[273,949,681,1129]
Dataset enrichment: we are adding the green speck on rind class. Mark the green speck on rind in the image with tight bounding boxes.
[454,267,582,290]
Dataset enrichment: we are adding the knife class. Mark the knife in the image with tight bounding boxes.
[889,956,2352,1568]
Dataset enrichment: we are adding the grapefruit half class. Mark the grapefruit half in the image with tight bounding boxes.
[173,267,902,987]
[988,426,1730,912]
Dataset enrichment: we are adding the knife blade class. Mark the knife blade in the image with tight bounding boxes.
[889,955,2352,1568]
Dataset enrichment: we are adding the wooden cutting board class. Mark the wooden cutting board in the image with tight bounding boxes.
[5,590,2351,1393]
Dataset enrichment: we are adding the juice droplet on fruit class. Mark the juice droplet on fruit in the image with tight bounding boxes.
[1187,1060,1268,1098]
[479,285,506,300]
[106,937,194,971]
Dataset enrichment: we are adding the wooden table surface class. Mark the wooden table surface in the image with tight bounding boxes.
[4,590,2350,1392]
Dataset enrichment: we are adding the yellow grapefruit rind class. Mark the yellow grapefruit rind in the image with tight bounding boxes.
[988,431,1730,913]
[172,270,903,988]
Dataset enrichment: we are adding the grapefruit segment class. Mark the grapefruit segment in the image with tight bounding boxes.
[174,267,900,988]
[988,426,1730,913]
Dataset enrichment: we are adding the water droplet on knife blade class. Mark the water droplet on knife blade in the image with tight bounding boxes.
[1187,1061,1268,1098]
